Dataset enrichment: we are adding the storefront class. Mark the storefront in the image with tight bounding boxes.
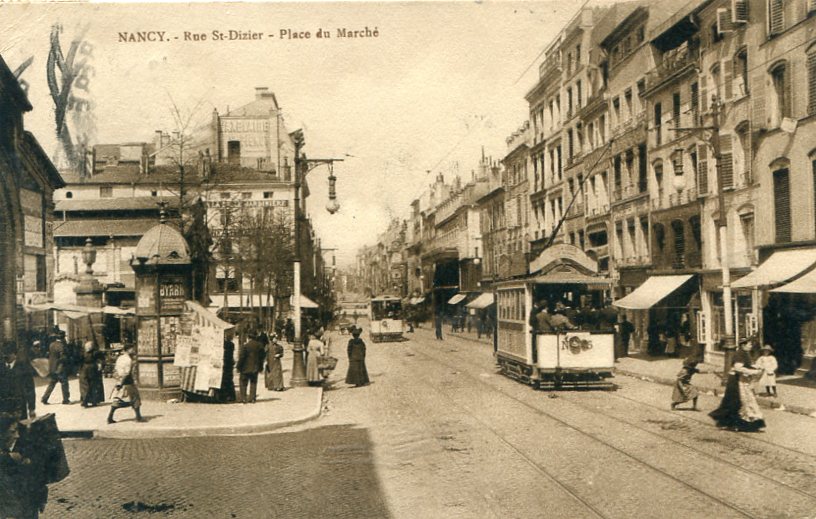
[613,274,698,357]
[731,247,816,375]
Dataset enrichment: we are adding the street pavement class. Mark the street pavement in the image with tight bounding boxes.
[43,326,816,518]
[34,346,322,438]
[441,325,816,418]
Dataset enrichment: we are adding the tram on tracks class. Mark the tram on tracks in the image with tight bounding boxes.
[494,244,616,389]
[369,295,405,342]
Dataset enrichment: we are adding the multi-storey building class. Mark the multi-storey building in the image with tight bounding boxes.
[0,55,65,348]
[53,88,323,322]
[729,0,816,375]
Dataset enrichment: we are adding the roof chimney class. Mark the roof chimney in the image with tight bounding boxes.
[255,87,270,100]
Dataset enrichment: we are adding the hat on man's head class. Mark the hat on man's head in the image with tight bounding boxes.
[761,344,774,352]
[351,326,362,336]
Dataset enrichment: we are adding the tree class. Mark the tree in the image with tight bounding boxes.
[233,206,295,329]
[184,198,213,305]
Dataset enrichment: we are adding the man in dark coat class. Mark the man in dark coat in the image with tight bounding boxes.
[236,333,264,404]
[0,344,36,420]
[41,333,70,405]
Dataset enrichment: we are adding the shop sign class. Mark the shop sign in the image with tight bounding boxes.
[159,278,186,313]
[529,243,598,274]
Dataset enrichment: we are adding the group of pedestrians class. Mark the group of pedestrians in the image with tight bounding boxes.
[670,341,779,432]
[225,330,288,404]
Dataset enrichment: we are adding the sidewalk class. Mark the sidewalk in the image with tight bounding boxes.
[35,346,323,439]
[443,327,816,419]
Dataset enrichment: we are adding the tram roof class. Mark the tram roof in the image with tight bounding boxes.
[370,295,402,302]
[492,270,612,289]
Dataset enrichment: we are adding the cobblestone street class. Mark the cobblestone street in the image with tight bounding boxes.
[45,327,816,518]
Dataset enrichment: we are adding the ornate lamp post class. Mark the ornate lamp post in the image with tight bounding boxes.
[289,130,344,387]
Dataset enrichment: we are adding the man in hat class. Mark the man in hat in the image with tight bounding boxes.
[236,332,264,404]
[41,331,70,406]
[0,343,36,420]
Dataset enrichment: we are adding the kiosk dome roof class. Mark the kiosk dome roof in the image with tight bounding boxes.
[134,221,190,265]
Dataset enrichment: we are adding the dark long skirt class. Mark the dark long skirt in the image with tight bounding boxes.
[79,363,104,406]
[709,374,766,431]
[345,360,369,386]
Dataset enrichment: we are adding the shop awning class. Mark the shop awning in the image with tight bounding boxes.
[408,297,425,305]
[211,294,275,310]
[289,294,319,309]
[466,293,494,309]
[448,294,467,305]
[771,268,816,293]
[613,275,693,310]
[731,248,816,289]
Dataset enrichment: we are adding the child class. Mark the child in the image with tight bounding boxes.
[671,358,700,410]
[754,344,778,397]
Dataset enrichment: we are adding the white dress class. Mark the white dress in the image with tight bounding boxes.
[754,355,778,387]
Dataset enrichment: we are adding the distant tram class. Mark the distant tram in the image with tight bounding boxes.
[495,244,616,389]
[369,295,405,342]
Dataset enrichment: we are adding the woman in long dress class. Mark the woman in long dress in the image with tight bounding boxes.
[709,348,766,431]
[345,326,370,387]
[305,333,324,385]
[265,334,285,391]
[79,341,104,407]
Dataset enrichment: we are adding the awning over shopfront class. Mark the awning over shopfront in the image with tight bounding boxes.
[731,249,816,289]
[466,292,494,309]
[211,294,275,311]
[612,275,693,310]
[292,294,319,309]
[408,297,425,305]
[447,294,467,305]
[771,268,816,293]
[24,302,135,315]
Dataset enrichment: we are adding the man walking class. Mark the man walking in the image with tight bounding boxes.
[41,331,70,405]
[107,343,143,424]
[237,332,264,403]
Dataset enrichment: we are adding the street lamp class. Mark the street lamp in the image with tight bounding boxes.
[289,129,344,387]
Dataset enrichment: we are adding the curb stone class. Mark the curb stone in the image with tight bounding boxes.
[61,387,323,440]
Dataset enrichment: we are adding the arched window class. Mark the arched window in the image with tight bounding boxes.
[734,47,749,97]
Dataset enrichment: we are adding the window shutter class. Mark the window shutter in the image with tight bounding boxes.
[723,59,733,100]
[732,0,748,22]
[717,8,734,34]
[696,310,707,344]
[751,70,766,129]
[769,0,784,36]
[700,74,708,113]
[720,135,734,190]
[773,168,791,243]
[810,0,816,14]
[697,143,709,195]
[808,51,816,116]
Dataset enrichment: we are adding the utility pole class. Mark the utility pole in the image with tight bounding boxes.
[671,95,733,377]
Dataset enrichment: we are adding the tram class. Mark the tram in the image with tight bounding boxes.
[494,244,616,389]
[369,295,405,342]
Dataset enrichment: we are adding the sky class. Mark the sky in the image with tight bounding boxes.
[0,1,619,267]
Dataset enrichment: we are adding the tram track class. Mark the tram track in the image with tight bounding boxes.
[406,337,816,518]
[417,333,816,489]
